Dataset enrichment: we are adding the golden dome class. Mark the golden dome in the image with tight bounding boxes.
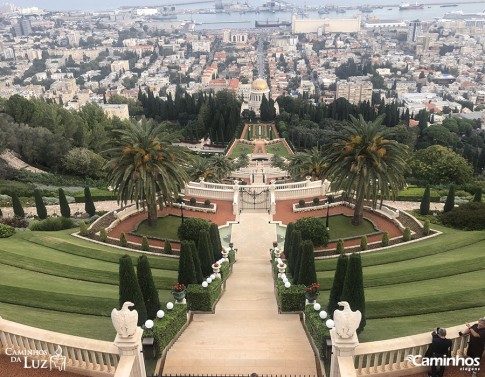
[251,78,269,91]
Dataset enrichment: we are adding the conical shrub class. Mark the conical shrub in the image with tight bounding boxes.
[164,239,172,255]
[84,187,96,216]
[209,223,223,261]
[283,222,294,261]
[327,254,348,318]
[12,192,25,218]
[297,240,317,287]
[293,241,304,284]
[141,236,149,251]
[58,188,71,218]
[190,240,203,284]
[381,232,389,247]
[336,239,344,254]
[136,255,160,320]
[198,229,213,277]
[119,255,147,326]
[289,230,302,277]
[340,253,366,333]
[443,184,455,213]
[420,184,431,215]
[178,240,197,286]
[34,189,47,219]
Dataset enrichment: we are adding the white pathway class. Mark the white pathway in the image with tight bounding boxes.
[162,212,318,376]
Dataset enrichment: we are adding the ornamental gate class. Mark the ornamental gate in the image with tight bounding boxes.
[239,187,270,212]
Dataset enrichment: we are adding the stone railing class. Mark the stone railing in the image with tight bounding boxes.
[184,186,234,201]
[275,186,325,200]
[172,201,217,214]
[334,324,471,377]
[0,314,146,377]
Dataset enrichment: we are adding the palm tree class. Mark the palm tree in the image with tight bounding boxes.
[287,147,327,180]
[324,115,408,225]
[104,121,192,226]
[188,156,217,182]
[209,154,234,181]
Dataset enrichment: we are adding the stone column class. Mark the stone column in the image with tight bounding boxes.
[114,327,147,377]
[329,328,359,377]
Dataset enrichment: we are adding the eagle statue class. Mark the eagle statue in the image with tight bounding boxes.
[333,301,361,339]
[111,302,138,338]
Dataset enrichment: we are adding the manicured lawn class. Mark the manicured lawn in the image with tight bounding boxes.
[134,215,182,240]
[398,186,440,200]
[228,142,254,159]
[265,142,291,158]
[0,229,177,339]
[317,223,485,339]
[325,215,378,240]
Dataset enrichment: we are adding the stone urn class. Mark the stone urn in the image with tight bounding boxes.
[212,263,221,279]
[172,289,186,303]
[221,250,229,262]
[277,263,286,278]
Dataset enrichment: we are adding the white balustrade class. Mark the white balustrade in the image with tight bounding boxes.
[335,323,471,377]
[0,317,121,376]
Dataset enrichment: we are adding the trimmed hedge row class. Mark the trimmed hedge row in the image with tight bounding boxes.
[144,304,187,357]
[272,262,306,312]
[0,223,15,238]
[186,278,222,312]
[304,305,330,360]
[73,194,116,203]
[30,217,75,231]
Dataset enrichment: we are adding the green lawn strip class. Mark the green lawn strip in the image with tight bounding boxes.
[326,215,377,240]
[228,143,253,159]
[0,284,117,316]
[360,306,485,342]
[0,264,117,297]
[317,251,485,288]
[20,232,178,270]
[133,216,181,240]
[315,227,485,271]
[265,142,290,158]
[0,302,116,341]
[0,249,176,289]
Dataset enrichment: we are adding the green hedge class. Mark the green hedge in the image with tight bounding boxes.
[439,202,485,230]
[275,278,306,312]
[143,304,187,357]
[30,217,75,231]
[74,194,116,203]
[305,305,330,360]
[186,278,222,311]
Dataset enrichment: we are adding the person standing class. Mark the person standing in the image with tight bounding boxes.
[460,318,485,377]
[424,328,452,377]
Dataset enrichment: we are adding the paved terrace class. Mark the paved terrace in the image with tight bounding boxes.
[162,212,318,376]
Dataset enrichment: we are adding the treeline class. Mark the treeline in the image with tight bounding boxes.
[137,89,241,143]
[276,96,402,149]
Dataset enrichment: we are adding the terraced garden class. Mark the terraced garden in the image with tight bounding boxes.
[315,224,485,342]
[0,222,484,345]
[0,229,178,341]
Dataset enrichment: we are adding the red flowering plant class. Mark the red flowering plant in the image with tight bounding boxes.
[278,263,286,268]
[212,262,219,267]
[172,282,186,292]
[306,283,320,294]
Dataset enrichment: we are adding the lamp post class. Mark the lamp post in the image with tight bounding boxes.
[177,197,185,223]
[326,195,333,230]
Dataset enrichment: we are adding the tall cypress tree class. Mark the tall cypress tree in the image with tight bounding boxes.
[11,192,25,218]
[340,253,366,333]
[58,188,71,218]
[136,255,160,320]
[292,241,303,284]
[327,254,349,318]
[178,240,197,286]
[289,230,302,276]
[84,187,96,216]
[419,184,431,215]
[119,255,147,326]
[297,240,317,287]
[443,184,455,213]
[283,222,294,262]
[34,189,47,219]
[189,241,203,284]
[198,229,213,277]
[209,223,223,261]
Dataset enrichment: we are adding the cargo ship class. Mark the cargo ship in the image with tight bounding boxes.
[255,19,291,27]
[399,2,425,10]
[440,4,458,7]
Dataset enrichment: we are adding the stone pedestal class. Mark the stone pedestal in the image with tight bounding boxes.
[114,327,146,377]
[329,328,359,377]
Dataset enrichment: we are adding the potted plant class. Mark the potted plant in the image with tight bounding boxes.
[211,262,220,274]
[273,247,282,258]
[171,282,186,303]
[272,241,278,248]
[305,283,320,303]
[221,248,229,261]
[277,262,286,277]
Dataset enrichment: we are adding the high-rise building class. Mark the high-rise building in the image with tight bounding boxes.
[407,19,422,43]
[11,18,32,37]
